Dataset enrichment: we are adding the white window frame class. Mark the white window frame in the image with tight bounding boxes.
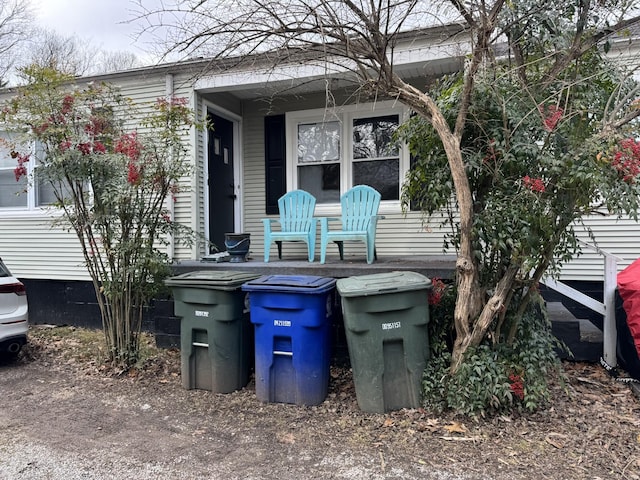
[285,101,409,215]
[0,135,60,216]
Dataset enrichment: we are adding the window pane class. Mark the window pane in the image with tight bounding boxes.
[35,172,81,207]
[0,143,15,168]
[0,170,27,207]
[297,121,340,164]
[353,115,399,160]
[298,164,340,203]
[36,176,58,206]
[353,159,399,200]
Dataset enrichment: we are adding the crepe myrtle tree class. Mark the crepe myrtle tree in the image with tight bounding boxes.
[3,65,198,369]
[137,0,640,375]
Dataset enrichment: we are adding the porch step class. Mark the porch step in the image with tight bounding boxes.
[547,301,603,362]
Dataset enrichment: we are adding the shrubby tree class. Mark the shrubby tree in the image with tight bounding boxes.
[24,28,98,76]
[138,0,640,411]
[0,0,33,84]
[2,66,197,369]
[22,28,143,77]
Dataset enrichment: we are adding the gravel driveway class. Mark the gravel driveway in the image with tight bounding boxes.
[1,327,639,479]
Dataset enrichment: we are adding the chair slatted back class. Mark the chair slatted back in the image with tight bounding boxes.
[340,185,381,232]
[278,190,316,233]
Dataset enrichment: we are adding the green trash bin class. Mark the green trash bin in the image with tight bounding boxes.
[337,271,431,413]
[165,270,260,393]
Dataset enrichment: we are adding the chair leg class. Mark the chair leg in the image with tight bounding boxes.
[335,241,344,260]
[307,240,315,262]
[366,245,374,264]
[264,241,271,262]
[365,238,376,264]
[276,241,282,259]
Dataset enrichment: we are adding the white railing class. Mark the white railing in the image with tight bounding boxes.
[541,242,622,368]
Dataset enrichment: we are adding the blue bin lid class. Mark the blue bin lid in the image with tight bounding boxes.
[165,270,260,290]
[242,275,336,294]
[336,271,431,297]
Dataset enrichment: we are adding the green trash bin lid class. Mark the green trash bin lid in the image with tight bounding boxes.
[336,271,431,297]
[165,270,260,290]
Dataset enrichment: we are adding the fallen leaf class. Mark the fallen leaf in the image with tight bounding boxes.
[417,420,440,433]
[545,433,567,449]
[443,422,468,434]
[382,418,395,428]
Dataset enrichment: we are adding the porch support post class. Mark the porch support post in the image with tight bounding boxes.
[602,254,618,368]
[165,73,175,259]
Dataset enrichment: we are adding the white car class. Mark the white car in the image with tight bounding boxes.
[0,257,28,357]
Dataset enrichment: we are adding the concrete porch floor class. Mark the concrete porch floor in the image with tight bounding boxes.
[171,254,458,280]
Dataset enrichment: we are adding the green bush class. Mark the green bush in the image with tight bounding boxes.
[423,285,564,416]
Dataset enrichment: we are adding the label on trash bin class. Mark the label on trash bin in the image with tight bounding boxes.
[274,319,291,327]
[382,321,401,330]
[195,310,210,317]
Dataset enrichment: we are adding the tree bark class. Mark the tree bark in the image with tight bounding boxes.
[451,264,520,372]
[393,79,483,373]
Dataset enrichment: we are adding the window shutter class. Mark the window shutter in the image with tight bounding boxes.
[264,114,286,215]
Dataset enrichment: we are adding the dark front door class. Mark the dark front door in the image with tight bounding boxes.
[208,113,235,252]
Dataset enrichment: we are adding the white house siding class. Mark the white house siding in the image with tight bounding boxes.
[191,93,207,258]
[241,99,270,258]
[560,215,640,282]
[555,37,640,281]
[0,214,87,280]
[0,69,199,280]
[169,76,201,261]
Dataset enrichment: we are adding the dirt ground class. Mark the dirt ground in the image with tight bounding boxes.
[1,326,640,480]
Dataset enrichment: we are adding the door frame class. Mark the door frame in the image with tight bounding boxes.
[203,102,244,247]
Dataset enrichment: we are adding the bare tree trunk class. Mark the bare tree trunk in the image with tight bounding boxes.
[394,80,484,373]
[451,264,520,371]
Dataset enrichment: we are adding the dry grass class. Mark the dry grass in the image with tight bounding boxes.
[27,325,168,374]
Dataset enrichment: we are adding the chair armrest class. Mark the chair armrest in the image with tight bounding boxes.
[317,217,340,226]
[318,217,340,235]
[262,218,280,233]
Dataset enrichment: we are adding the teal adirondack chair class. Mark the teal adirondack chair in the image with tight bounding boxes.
[263,190,317,262]
[319,185,384,264]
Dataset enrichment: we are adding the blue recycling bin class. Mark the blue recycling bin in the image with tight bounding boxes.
[242,275,336,406]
